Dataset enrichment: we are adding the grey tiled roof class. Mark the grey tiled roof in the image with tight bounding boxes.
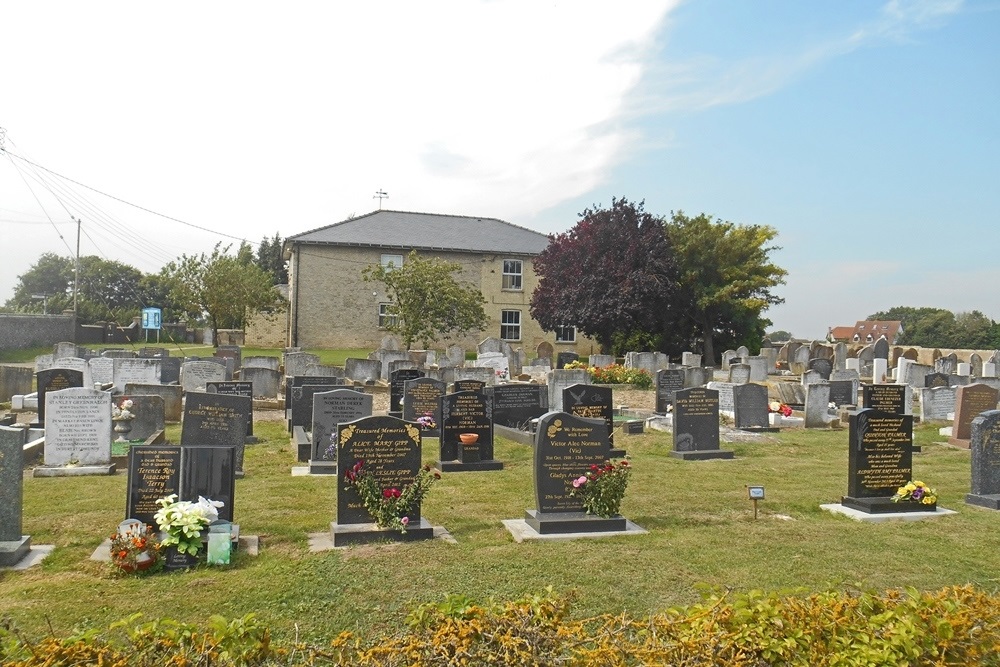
[287,210,551,256]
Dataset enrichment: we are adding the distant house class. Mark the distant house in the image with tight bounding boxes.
[282,210,594,353]
[828,320,903,344]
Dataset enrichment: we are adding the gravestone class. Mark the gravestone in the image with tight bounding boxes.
[159,357,181,385]
[733,383,769,429]
[829,380,857,407]
[707,381,736,414]
[244,356,280,371]
[563,384,621,456]
[841,408,920,513]
[290,381,350,437]
[736,345,750,359]
[477,337,504,355]
[920,386,956,422]
[126,445,182,526]
[525,411,623,534]
[390,369,425,414]
[808,358,833,380]
[671,387,732,460]
[180,392,251,472]
[729,363,751,385]
[555,352,579,370]
[862,384,910,416]
[333,415,433,545]
[0,366,33,402]
[215,345,242,370]
[344,358,381,384]
[804,382,833,428]
[180,360,227,393]
[118,394,165,442]
[453,366,496,386]
[588,354,615,369]
[443,344,466,368]
[901,363,931,389]
[0,426,31,566]
[206,381,254,437]
[34,354,54,372]
[241,366,281,399]
[439,391,501,471]
[833,342,847,371]
[872,358,888,384]
[286,375,350,420]
[746,356,770,382]
[125,383,183,422]
[535,341,554,366]
[476,352,510,381]
[488,384,548,429]
[681,352,702,368]
[775,382,806,407]
[453,379,486,394]
[181,445,237,522]
[113,358,161,394]
[402,377,446,437]
[42,387,112,468]
[138,347,168,359]
[88,357,115,387]
[35,368,84,425]
[966,411,1000,509]
[547,369,589,412]
[53,341,81,359]
[790,347,810,375]
[283,352,320,378]
[721,350,738,371]
[655,369,684,413]
[683,367,711,388]
[949,383,1000,448]
[936,353,958,376]
[873,337,890,361]
[801,370,823,387]
[924,372,950,388]
[380,334,404,351]
[311,389,373,467]
[304,364,346,378]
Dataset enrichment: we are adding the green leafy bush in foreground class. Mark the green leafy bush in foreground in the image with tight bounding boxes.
[4,585,1000,666]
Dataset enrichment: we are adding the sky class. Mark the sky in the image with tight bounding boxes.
[2,0,998,341]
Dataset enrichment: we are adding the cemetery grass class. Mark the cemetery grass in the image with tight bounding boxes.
[2,421,998,646]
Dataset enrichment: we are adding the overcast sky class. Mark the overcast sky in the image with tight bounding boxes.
[2,0,997,340]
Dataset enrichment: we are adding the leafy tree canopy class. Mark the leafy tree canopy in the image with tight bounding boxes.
[255,233,288,285]
[767,330,793,343]
[362,250,488,350]
[529,198,678,354]
[868,306,999,349]
[664,211,786,364]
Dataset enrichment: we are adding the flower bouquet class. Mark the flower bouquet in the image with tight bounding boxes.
[768,402,793,417]
[109,523,161,575]
[569,458,631,518]
[153,494,224,565]
[891,480,937,505]
[343,460,440,533]
[112,398,135,420]
[416,412,437,430]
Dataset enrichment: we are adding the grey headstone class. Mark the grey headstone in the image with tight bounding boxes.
[804,382,832,428]
[303,364,346,378]
[707,381,736,414]
[453,366,496,386]
[125,383,183,422]
[180,391,251,471]
[379,334,404,351]
[44,387,112,466]
[113,358,161,394]
[872,337,890,361]
[589,354,615,369]
[477,337,504,355]
[117,394,165,441]
[808,358,833,380]
[735,345,750,359]
[535,341,553,366]
[729,363,751,384]
[655,369,684,413]
[241,367,281,399]
[445,344,466,368]
[971,353,984,378]
[180,360,227,393]
[681,352,702,368]
[920,386,956,422]
[477,352,510,381]
[936,353,958,375]
[733,383,769,429]
[243,356,280,371]
[88,357,115,386]
[0,365,33,402]
[344,358,381,384]
[721,350,738,371]
[746,356,769,382]
[968,411,1000,504]
[683,367,711,388]
[0,425,30,565]
[790,347,810,375]
[283,352,321,378]
[801,370,823,387]
[776,382,806,406]
[547,369,590,412]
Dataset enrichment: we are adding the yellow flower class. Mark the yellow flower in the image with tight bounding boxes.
[896,486,907,496]
[904,482,916,491]
[913,480,924,487]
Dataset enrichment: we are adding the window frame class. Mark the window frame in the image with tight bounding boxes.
[380,254,404,272]
[500,309,521,341]
[502,259,523,291]
[554,324,576,343]
[378,302,398,329]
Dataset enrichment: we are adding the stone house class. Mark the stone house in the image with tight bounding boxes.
[282,210,596,354]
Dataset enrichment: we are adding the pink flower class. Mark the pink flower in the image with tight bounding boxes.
[400,516,409,526]
[572,476,588,488]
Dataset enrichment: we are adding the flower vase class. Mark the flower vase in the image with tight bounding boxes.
[113,417,134,443]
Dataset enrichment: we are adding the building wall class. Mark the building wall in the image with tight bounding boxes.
[287,244,599,355]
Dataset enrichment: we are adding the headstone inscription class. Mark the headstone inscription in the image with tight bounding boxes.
[729,363,751,384]
[842,408,920,513]
[311,389,374,463]
[35,368,84,425]
[180,360,227,393]
[453,379,486,394]
[180,392,251,472]
[333,416,433,545]
[439,390,500,471]
[0,426,31,566]
[112,358,161,394]
[733,383,769,429]
[563,384,621,456]
[390,369,424,413]
[126,445,182,526]
[526,411,623,534]
[966,411,1000,509]
[655,369,684,413]
[671,387,732,460]
[402,377,447,437]
[206,381,254,437]
[920,387,956,423]
[949,383,1000,448]
[88,357,114,387]
[829,380,857,407]
[43,387,112,467]
[862,384,910,416]
[488,384,548,429]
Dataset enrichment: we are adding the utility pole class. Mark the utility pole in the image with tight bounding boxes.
[73,216,81,313]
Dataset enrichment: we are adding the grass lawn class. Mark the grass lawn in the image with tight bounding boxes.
[1,417,996,645]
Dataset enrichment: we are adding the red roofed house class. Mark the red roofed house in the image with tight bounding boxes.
[828,320,903,344]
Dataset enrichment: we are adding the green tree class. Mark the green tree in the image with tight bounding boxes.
[767,330,793,343]
[6,253,73,313]
[867,306,956,348]
[255,233,288,285]
[665,211,787,364]
[162,243,283,346]
[362,250,488,350]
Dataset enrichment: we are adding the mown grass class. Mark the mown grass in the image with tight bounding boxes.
[1,417,995,645]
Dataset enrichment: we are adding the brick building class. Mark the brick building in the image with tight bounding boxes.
[282,210,596,354]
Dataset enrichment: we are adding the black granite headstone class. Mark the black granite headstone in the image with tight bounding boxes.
[842,408,918,513]
[285,375,350,420]
[562,384,619,453]
[35,368,84,424]
[126,445,182,526]
[829,380,857,407]
[671,387,732,460]
[655,369,684,414]
[290,382,349,432]
[206,381,254,437]
[733,383,769,429]
[311,389,374,462]
[390,369,425,413]
[555,352,579,370]
[439,391,500,471]
[180,392,251,472]
[967,410,1000,509]
[862,384,906,416]
[180,445,236,522]
[488,384,548,429]
[453,379,486,394]
[402,377,446,437]
[160,357,181,384]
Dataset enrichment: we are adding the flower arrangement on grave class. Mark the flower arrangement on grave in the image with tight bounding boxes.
[109,524,161,575]
[153,494,224,557]
[891,480,937,505]
[342,460,441,533]
[565,361,653,389]
[768,401,793,417]
[112,398,135,420]
[569,458,631,518]
[416,412,436,430]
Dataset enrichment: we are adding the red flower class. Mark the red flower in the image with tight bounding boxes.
[434,472,441,479]
[590,464,600,471]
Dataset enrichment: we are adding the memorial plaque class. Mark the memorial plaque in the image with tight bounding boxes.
[563,384,615,449]
[206,381,254,436]
[440,391,495,463]
[390,369,424,413]
[488,384,547,429]
[180,445,236,522]
[402,377,446,437]
[950,383,1000,445]
[453,379,486,394]
[862,384,907,416]
[532,412,610,513]
[967,411,1000,509]
[733,383,769,429]
[35,368,84,424]
[44,387,112,466]
[180,392,250,471]
[311,389,373,461]
[336,416,423,524]
[671,387,732,460]
[126,445,181,526]
[655,369,684,413]
[843,408,914,513]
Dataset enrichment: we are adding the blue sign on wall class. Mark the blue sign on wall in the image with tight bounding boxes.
[142,307,162,330]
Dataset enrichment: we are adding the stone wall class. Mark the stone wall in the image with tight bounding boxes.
[245,308,288,348]
[0,314,75,350]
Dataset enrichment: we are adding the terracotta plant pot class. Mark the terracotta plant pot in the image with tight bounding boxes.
[459,433,479,445]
